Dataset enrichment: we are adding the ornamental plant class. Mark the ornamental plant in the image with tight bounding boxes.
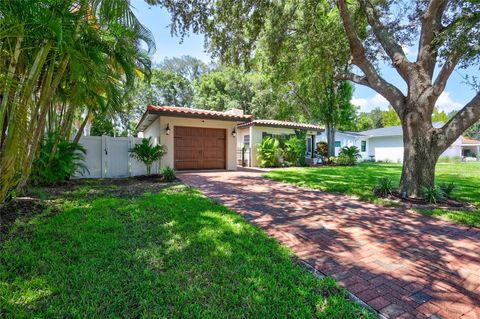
[130,138,167,175]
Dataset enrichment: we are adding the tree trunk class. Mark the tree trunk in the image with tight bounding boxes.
[73,109,90,144]
[326,122,336,158]
[400,116,441,197]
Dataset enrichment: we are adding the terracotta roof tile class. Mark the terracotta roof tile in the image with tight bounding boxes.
[147,105,253,120]
[237,119,323,131]
[462,137,480,145]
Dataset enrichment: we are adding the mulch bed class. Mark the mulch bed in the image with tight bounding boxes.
[0,197,46,242]
[386,190,475,211]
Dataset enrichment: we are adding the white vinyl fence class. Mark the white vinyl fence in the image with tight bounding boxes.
[74,136,158,178]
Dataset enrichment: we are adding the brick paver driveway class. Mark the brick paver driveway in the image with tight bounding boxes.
[178,170,480,319]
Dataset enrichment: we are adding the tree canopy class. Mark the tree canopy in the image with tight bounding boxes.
[0,0,154,202]
[151,0,480,196]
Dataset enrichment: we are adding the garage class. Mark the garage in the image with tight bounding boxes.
[174,126,226,170]
[136,105,252,171]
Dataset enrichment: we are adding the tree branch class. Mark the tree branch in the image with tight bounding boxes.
[417,0,448,75]
[336,0,405,113]
[336,72,370,87]
[357,0,411,81]
[433,52,462,96]
[438,92,480,149]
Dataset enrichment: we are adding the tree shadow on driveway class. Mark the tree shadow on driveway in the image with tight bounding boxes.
[179,171,480,319]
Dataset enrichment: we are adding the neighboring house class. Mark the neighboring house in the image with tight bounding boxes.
[137,105,252,170]
[236,120,323,167]
[318,122,480,162]
[316,131,369,159]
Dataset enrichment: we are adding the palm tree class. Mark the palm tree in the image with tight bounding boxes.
[130,138,167,175]
[0,0,155,203]
[338,146,362,165]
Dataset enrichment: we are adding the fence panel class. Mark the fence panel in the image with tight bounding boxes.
[75,136,151,178]
[76,136,103,178]
[106,137,130,178]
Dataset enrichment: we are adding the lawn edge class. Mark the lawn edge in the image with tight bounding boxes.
[194,185,379,318]
[262,172,479,228]
[299,259,384,319]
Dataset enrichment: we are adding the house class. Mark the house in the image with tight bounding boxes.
[317,122,480,162]
[316,131,369,159]
[137,105,252,170]
[236,120,323,167]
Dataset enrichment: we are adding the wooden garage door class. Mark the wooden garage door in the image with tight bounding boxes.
[174,126,226,170]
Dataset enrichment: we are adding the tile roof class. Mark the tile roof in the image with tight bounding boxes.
[237,119,323,131]
[146,105,253,120]
[136,105,253,131]
[462,137,480,145]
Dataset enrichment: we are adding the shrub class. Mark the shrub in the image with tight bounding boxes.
[374,177,394,197]
[421,185,444,204]
[338,146,361,165]
[31,134,88,185]
[439,182,456,198]
[334,154,353,166]
[316,142,329,164]
[130,137,167,175]
[161,166,176,182]
[283,135,307,166]
[256,137,281,167]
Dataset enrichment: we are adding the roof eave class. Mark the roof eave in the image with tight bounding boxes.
[149,109,252,122]
[238,122,323,131]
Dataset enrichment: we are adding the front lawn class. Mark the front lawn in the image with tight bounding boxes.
[264,162,480,227]
[0,181,372,318]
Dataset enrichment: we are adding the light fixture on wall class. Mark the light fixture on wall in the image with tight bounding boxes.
[166,123,171,135]
[232,127,237,137]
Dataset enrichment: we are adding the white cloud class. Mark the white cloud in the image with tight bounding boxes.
[353,91,464,114]
[351,93,389,112]
[435,91,463,113]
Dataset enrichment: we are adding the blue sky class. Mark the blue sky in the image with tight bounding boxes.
[133,1,476,114]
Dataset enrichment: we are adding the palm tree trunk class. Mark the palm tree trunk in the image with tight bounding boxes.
[0,42,51,202]
[73,108,91,144]
[0,36,23,138]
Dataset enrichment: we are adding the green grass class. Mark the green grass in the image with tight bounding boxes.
[0,184,372,318]
[264,162,480,227]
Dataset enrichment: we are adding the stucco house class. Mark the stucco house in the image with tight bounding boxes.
[236,120,323,167]
[317,122,480,162]
[137,105,252,170]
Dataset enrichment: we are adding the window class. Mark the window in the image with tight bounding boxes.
[262,132,272,140]
[307,137,312,153]
[262,132,291,142]
[243,134,250,147]
[334,141,341,148]
[361,140,366,152]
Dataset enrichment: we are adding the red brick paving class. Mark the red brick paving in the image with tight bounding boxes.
[178,170,480,319]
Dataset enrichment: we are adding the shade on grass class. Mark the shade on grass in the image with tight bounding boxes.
[265,162,480,227]
[0,185,372,318]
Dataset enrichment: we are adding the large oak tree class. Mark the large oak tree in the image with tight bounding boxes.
[152,0,480,196]
[336,0,480,196]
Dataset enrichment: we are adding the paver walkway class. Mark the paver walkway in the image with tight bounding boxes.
[178,170,480,319]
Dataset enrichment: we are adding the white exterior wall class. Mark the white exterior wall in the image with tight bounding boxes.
[316,131,466,163]
[366,135,463,162]
[237,126,251,149]
[316,132,369,160]
[143,116,238,170]
[441,138,462,158]
[367,136,404,163]
[237,126,252,166]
